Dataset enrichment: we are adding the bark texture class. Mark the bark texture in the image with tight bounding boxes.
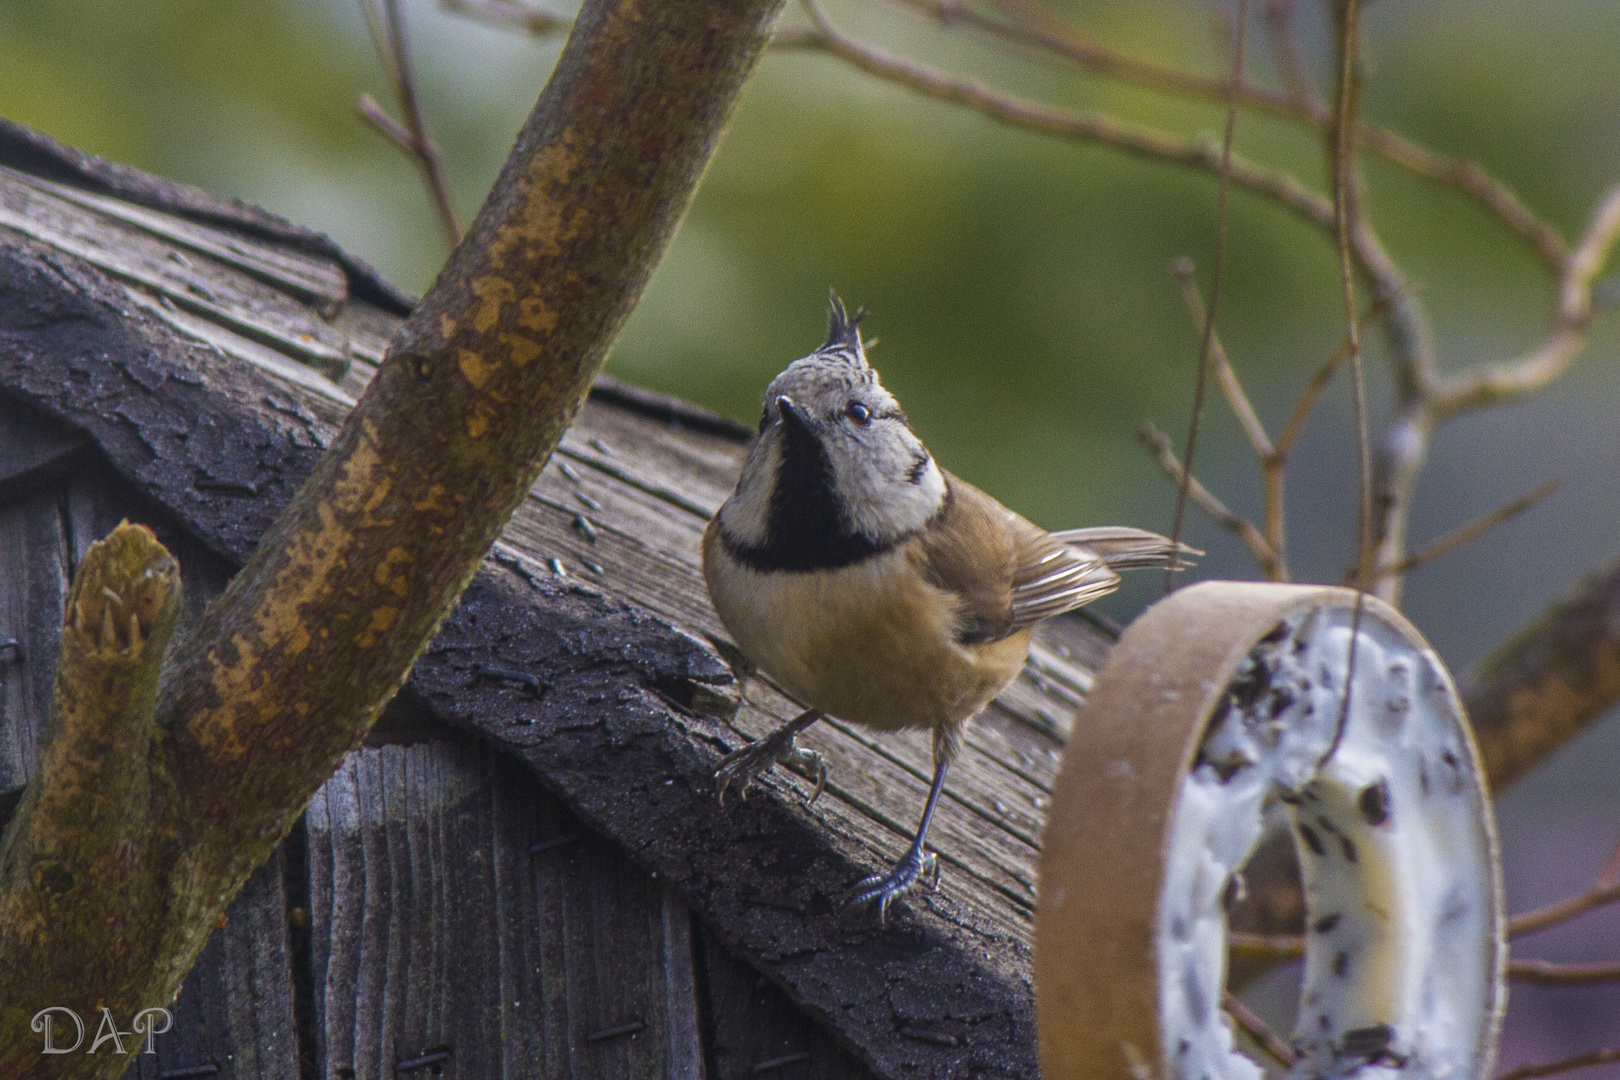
[0,0,783,1073]
[0,524,183,1062]
[1463,556,1620,789]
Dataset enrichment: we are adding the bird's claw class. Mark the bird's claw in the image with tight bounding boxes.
[714,732,826,808]
[778,744,828,806]
[843,846,939,924]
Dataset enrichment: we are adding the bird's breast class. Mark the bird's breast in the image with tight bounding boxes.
[702,522,1029,731]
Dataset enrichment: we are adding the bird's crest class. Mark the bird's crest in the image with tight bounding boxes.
[821,289,869,366]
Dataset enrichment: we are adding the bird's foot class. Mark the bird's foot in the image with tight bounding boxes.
[715,731,827,807]
[844,845,940,924]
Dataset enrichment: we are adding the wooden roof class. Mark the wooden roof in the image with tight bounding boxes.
[0,121,1116,1079]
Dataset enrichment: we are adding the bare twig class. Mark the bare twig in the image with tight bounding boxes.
[1169,257,1288,580]
[1508,959,1620,986]
[1139,423,1279,573]
[1510,838,1620,938]
[1170,259,1273,463]
[358,0,464,247]
[1329,0,1371,590]
[1370,182,1620,604]
[1223,991,1297,1068]
[1273,300,1389,460]
[1434,185,1620,418]
[779,4,1337,236]
[441,0,570,36]
[882,0,1567,272]
[1496,1048,1620,1080]
[357,93,417,152]
[1167,0,1249,593]
[1228,930,1303,961]
[1372,478,1559,581]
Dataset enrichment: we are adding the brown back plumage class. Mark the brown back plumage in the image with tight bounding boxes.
[914,474,1195,645]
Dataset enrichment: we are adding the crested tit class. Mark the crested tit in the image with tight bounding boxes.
[702,293,1194,920]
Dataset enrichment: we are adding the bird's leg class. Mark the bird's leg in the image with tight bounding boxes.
[714,707,826,806]
[845,732,955,924]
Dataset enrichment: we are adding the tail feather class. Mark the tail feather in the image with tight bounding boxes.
[1048,526,1200,572]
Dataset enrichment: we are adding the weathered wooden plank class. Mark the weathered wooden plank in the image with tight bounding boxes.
[0,486,68,795]
[697,926,874,1080]
[123,851,300,1080]
[0,395,92,505]
[307,740,707,1080]
[13,167,351,316]
[0,166,353,381]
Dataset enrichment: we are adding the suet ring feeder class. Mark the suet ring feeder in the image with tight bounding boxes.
[1036,581,1505,1080]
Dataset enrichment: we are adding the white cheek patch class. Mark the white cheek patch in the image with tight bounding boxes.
[835,440,945,541]
[1160,606,1502,1080]
[717,433,780,546]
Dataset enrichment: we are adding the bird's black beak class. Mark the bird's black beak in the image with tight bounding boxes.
[775,395,813,432]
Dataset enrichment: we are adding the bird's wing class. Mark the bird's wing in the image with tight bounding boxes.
[915,476,1197,642]
[915,474,1121,643]
[1047,526,1200,572]
[912,475,1021,644]
[1006,531,1121,633]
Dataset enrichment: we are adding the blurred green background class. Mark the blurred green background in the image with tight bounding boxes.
[1,0,1617,1064]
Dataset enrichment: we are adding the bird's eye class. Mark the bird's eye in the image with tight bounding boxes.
[846,401,872,425]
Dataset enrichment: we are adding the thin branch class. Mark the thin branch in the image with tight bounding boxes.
[1496,1048,1620,1080]
[883,0,1567,272]
[1509,959,1620,986]
[1434,184,1620,418]
[1228,930,1303,961]
[1510,838,1620,938]
[357,92,417,152]
[1139,422,1280,575]
[1330,0,1371,590]
[1170,258,1273,460]
[441,0,570,36]
[1167,0,1248,593]
[358,0,464,247]
[0,2,786,1071]
[1262,0,1319,112]
[1273,300,1390,460]
[1170,256,1289,580]
[1371,478,1559,581]
[1223,991,1297,1068]
[779,5,1338,237]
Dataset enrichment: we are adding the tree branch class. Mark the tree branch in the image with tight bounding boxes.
[1165,0,1248,592]
[359,0,464,246]
[0,0,784,1073]
[1464,555,1620,789]
[442,0,571,37]
[1497,1049,1620,1080]
[0,524,184,1066]
[1508,959,1620,986]
[1371,478,1559,581]
[1223,991,1296,1068]
[778,2,1339,237]
[1434,184,1620,418]
[887,0,1567,272]
[1138,421,1280,575]
[1169,257,1289,581]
